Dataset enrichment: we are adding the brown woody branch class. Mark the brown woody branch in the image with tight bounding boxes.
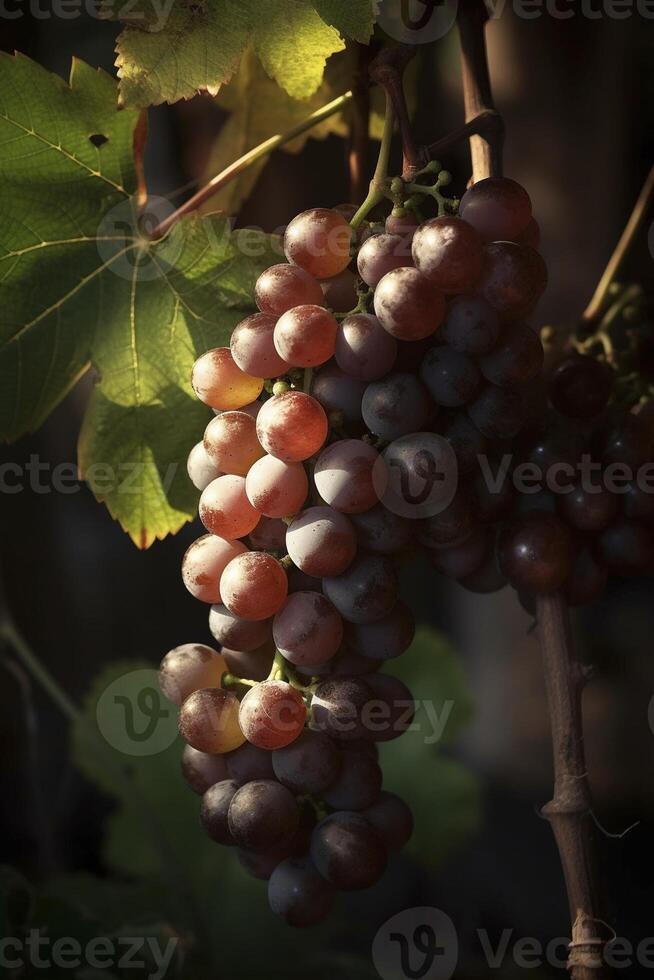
[456,0,504,181]
[369,46,422,179]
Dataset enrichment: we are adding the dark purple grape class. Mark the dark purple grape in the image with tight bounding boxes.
[310,812,387,891]
[228,780,299,854]
[363,673,415,743]
[335,313,398,382]
[479,322,544,386]
[595,520,654,576]
[380,432,459,520]
[518,422,587,473]
[311,677,372,741]
[181,745,229,795]
[314,440,380,515]
[386,211,418,237]
[420,346,481,408]
[344,601,415,661]
[248,516,287,552]
[268,857,335,927]
[441,295,500,355]
[286,505,357,577]
[350,505,412,555]
[431,526,490,580]
[473,463,515,523]
[209,605,273,652]
[559,484,618,532]
[374,267,445,341]
[320,268,358,313]
[476,242,548,320]
[515,489,558,516]
[459,539,507,594]
[418,491,475,548]
[624,483,654,524]
[563,548,608,607]
[273,729,341,795]
[200,780,240,845]
[357,233,413,288]
[467,384,525,440]
[225,741,275,785]
[441,413,489,475]
[596,412,654,469]
[459,176,533,242]
[221,641,275,682]
[323,554,398,624]
[498,511,575,594]
[411,216,483,293]
[312,363,366,424]
[296,648,380,679]
[322,748,383,810]
[362,372,432,440]
[273,591,343,666]
[363,792,414,850]
[548,356,614,420]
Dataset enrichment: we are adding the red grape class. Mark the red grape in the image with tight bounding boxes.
[286,505,357,577]
[199,475,261,539]
[459,176,532,242]
[273,591,343,666]
[159,643,227,706]
[284,208,353,279]
[255,263,324,316]
[256,391,328,462]
[411,216,483,293]
[191,347,263,410]
[357,233,413,288]
[374,267,445,341]
[230,313,290,379]
[274,305,338,368]
[179,688,245,754]
[203,411,264,476]
[245,455,308,519]
[335,313,398,381]
[220,552,288,621]
[314,439,380,514]
[187,441,221,492]
[476,242,548,320]
[239,680,307,749]
[498,511,575,593]
[181,534,247,604]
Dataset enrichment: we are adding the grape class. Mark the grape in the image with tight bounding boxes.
[268,857,335,927]
[286,506,357,577]
[441,413,489,474]
[475,243,548,320]
[458,176,533,242]
[220,552,288,621]
[199,475,261,540]
[239,680,307,749]
[203,411,265,477]
[248,516,287,552]
[320,268,358,313]
[221,641,275,681]
[596,412,654,469]
[312,363,366,424]
[256,391,328,462]
[350,505,412,555]
[595,520,654,575]
[335,313,398,381]
[273,592,343,666]
[311,677,371,740]
[498,511,575,593]
[357,233,413,288]
[624,483,654,524]
[344,602,415,660]
[310,812,387,891]
[411,216,483,293]
[418,491,474,548]
[181,744,229,795]
[182,535,247,605]
[228,780,299,853]
[192,348,263,410]
[362,373,433,439]
[179,688,245,754]
[209,604,272,652]
[518,422,586,472]
[420,346,481,408]
[380,432,459,520]
[323,748,382,810]
[516,489,558,516]
[272,729,341,795]
[245,455,308,519]
[274,305,339,368]
[441,295,500,355]
[386,211,418,237]
[548,356,614,420]
[255,263,324,317]
[478,321,544,386]
[563,548,608,607]
[159,643,227,706]
[297,648,379,680]
[363,792,414,850]
[323,554,398,624]
[363,673,415,743]
[559,484,618,532]
[226,741,275,784]
[431,526,490,580]
[284,208,353,279]
[200,780,240,844]
[314,440,380,514]
[374,267,445,341]
[467,384,525,440]
[518,217,541,249]
[187,441,221,492]
[229,313,290,380]
[460,545,507,594]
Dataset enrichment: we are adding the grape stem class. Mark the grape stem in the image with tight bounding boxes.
[349,43,374,203]
[369,46,421,179]
[350,92,396,230]
[222,673,258,690]
[536,595,614,979]
[581,164,654,327]
[456,0,505,182]
[150,91,355,241]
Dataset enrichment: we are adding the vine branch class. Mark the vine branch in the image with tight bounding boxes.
[369,46,421,179]
[457,0,504,181]
[349,44,373,203]
[536,596,613,979]
[582,163,654,326]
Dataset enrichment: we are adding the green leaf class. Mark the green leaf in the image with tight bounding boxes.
[111,0,253,108]
[253,0,345,100]
[0,54,276,545]
[312,0,377,42]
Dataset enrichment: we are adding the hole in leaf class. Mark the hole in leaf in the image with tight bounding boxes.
[89,133,109,148]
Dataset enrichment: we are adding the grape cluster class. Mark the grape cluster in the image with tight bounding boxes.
[160,171,653,925]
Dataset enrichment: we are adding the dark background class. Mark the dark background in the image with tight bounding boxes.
[1,7,654,978]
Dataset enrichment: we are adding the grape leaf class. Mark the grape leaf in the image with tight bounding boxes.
[312,0,378,42]
[0,54,276,546]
